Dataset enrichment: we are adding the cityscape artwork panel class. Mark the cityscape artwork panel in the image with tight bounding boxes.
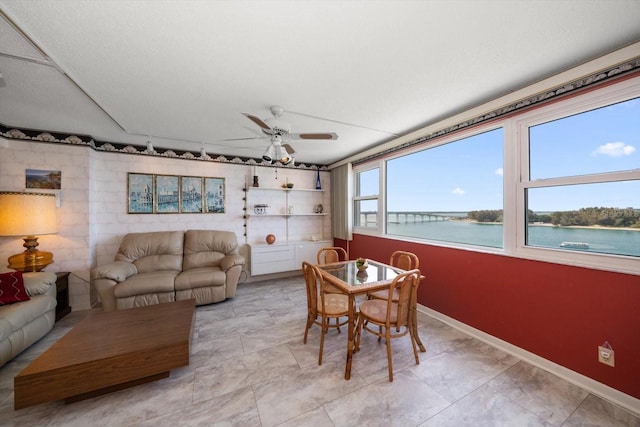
[127,173,225,214]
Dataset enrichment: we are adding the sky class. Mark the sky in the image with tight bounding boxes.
[374,97,639,212]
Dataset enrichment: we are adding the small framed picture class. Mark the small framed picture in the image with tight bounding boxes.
[128,173,154,214]
[156,175,180,213]
[180,176,203,213]
[204,177,225,213]
[26,169,62,190]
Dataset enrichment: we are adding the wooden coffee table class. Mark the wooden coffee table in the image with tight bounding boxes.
[14,299,196,409]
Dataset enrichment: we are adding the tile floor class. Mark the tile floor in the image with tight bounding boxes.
[1,276,639,426]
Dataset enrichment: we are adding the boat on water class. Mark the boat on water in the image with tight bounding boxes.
[560,241,590,249]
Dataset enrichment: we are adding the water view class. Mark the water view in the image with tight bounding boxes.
[387,220,640,258]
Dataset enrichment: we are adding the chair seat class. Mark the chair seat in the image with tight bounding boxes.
[318,293,349,316]
[359,299,398,324]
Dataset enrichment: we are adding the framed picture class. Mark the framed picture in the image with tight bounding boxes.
[156,175,180,213]
[128,173,154,213]
[204,177,225,213]
[26,169,62,190]
[180,176,203,213]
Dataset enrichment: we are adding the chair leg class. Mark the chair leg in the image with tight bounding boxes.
[319,317,327,365]
[408,326,420,365]
[303,315,313,344]
[385,328,394,382]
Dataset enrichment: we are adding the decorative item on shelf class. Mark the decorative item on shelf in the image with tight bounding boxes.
[355,257,368,272]
[315,203,324,213]
[252,166,259,187]
[0,192,58,272]
[315,168,322,190]
[254,204,268,215]
[280,182,294,189]
[266,234,276,245]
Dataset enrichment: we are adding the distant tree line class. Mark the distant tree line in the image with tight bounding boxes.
[466,207,640,228]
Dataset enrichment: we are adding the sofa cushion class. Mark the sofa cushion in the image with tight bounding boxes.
[0,271,30,305]
[115,231,184,273]
[0,293,56,341]
[183,230,239,270]
[113,270,180,298]
[175,267,226,291]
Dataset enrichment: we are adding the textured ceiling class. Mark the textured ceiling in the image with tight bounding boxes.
[1,1,639,165]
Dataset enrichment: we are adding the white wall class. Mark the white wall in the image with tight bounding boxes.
[0,139,330,307]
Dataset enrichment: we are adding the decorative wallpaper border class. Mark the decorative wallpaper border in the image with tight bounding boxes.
[354,55,640,164]
[0,125,329,171]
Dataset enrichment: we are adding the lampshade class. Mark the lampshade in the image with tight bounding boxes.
[0,192,58,271]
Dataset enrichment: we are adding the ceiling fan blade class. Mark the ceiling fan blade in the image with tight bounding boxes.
[283,143,296,155]
[242,113,273,134]
[221,136,267,141]
[294,132,338,140]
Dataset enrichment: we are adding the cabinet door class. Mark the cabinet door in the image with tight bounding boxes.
[294,241,332,266]
[250,245,296,275]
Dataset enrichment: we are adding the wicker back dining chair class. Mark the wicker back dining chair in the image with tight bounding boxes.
[368,250,419,301]
[355,268,422,381]
[316,246,348,264]
[316,246,348,293]
[302,261,350,365]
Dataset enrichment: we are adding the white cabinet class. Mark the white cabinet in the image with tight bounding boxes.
[250,244,295,275]
[294,240,332,266]
[249,240,331,276]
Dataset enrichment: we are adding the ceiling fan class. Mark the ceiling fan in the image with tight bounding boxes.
[238,105,338,165]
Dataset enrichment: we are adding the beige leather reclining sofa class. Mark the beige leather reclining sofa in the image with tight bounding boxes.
[0,272,57,367]
[92,230,245,311]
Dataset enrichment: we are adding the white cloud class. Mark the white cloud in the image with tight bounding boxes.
[592,142,635,157]
[452,187,465,195]
[495,168,503,176]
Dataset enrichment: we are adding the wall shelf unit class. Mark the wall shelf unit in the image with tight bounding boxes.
[243,186,331,276]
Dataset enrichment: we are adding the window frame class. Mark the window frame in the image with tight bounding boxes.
[513,76,640,275]
[352,161,384,235]
[383,124,506,250]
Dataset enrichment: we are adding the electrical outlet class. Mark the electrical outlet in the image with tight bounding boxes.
[598,345,615,367]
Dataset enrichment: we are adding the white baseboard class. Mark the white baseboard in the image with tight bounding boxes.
[417,304,640,417]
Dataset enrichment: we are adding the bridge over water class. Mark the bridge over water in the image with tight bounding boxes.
[359,211,452,226]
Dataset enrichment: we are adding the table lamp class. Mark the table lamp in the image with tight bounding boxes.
[0,191,58,272]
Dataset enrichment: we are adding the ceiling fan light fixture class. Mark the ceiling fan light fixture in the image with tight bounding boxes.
[275,145,292,165]
[262,144,276,162]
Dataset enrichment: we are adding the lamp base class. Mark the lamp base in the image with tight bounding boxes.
[7,236,54,272]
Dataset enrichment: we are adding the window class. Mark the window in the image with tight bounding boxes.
[386,128,504,248]
[353,166,380,229]
[349,75,640,274]
[518,82,640,268]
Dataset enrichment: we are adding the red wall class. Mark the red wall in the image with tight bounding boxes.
[337,235,640,399]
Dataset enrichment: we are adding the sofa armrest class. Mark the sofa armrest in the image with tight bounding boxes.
[220,254,245,272]
[91,261,138,282]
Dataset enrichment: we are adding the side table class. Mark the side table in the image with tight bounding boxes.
[55,272,72,321]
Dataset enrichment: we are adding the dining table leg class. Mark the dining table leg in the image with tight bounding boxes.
[344,294,356,380]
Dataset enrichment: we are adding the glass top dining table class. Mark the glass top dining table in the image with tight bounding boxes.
[316,259,403,295]
[315,259,413,380]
